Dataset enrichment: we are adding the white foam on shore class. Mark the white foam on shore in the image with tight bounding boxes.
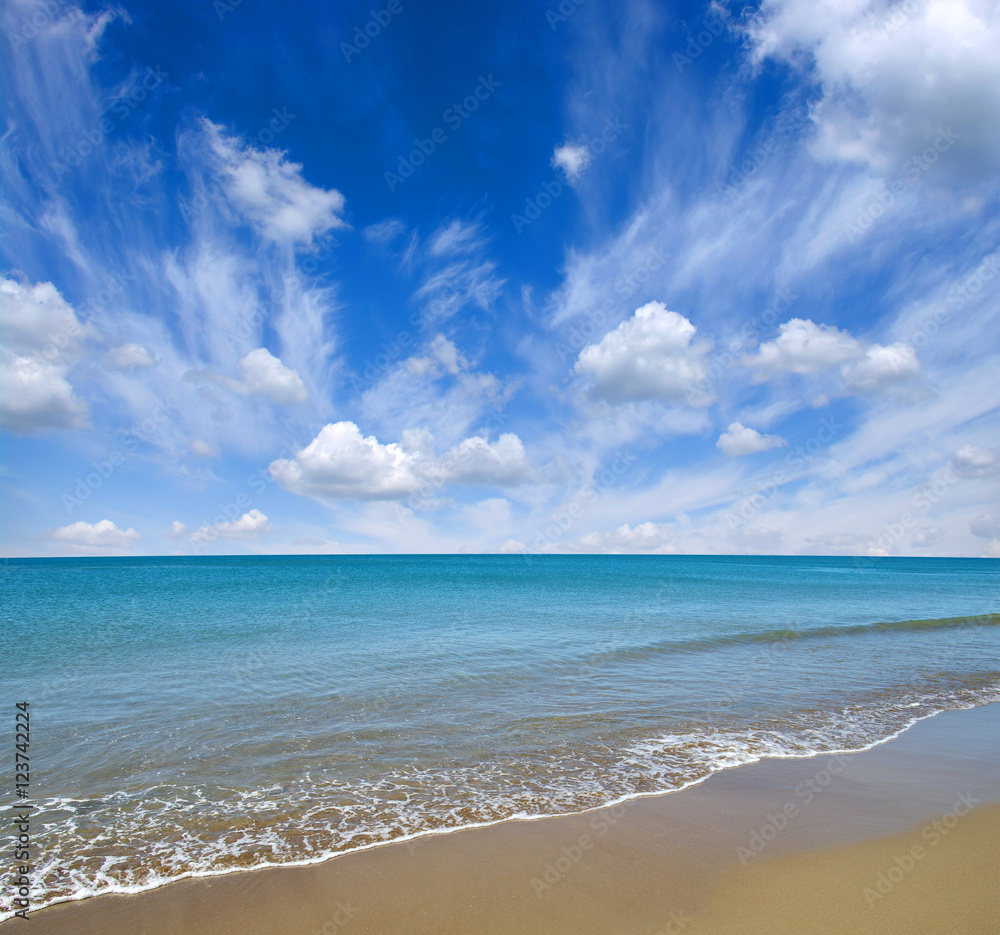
[4,685,998,924]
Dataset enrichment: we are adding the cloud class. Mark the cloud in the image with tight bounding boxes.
[190,509,272,542]
[270,422,533,501]
[0,277,92,434]
[911,526,944,548]
[744,0,1000,182]
[437,434,532,485]
[270,422,423,500]
[236,347,308,404]
[970,514,1000,539]
[52,519,140,553]
[574,301,713,405]
[190,439,217,457]
[840,342,922,393]
[167,520,187,538]
[552,143,591,181]
[104,343,156,370]
[185,348,308,406]
[201,119,347,246]
[404,334,466,377]
[574,521,675,553]
[362,218,406,245]
[951,444,1000,478]
[716,422,788,456]
[746,318,923,394]
[428,220,485,256]
[746,318,862,376]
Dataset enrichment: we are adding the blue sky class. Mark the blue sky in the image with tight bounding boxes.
[2,0,999,557]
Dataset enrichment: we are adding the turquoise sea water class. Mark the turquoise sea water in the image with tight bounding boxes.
[2,554,998,916]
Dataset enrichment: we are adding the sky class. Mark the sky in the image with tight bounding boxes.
[1,0,998,558]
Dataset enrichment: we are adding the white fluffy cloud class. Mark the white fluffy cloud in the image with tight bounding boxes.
[745,0,1000,181]
[575,302,713,405]
[270,422,423,500]
[270,422,532,501]
[840,342,921,393]
[104,343,156,370]
[716,422,788,456]
[190,509,272,542]
[552,143,591,181]
[0,277,92,434]
[52,519,140,553]
[202,119,347,246]
[747,318,861,375]
[746,318,922,394]
[237,348,308,404]
[437,434,532,485]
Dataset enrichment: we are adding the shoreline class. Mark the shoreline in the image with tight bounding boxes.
[9,697,993,919]
[16,700,1000,934]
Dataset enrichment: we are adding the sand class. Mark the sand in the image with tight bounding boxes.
[15,702,1000,935]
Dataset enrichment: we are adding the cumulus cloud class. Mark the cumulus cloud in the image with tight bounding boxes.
[186,348,308,405]
[0,277,92,434]
[970,514,1000,539]
[270,422,423,500]
[270,422,532,501]
[716,422,788,456]
[574,521,675,553]
[201,119,347,246]
[437,434,532,485]
[746,318,861,376]
[746,318,923,394]
[104,342,156,370]
[236,348,308,404]
[190,509,272,543]
[167,520,187,538]
[575,301,713,405]
[552,143,591,181]
[951,444,1000,478]
[52,519,140,553]
[744,0,1000,182]
[840,342,922,393]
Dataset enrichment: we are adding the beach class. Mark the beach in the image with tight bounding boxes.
[20,701,1000,934]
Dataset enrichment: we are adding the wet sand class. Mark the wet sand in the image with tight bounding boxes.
[18,702,1000,935]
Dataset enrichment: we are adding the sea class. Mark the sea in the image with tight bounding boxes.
[2,554,998,918]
